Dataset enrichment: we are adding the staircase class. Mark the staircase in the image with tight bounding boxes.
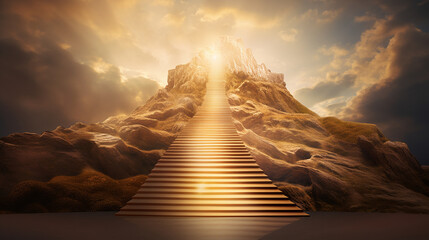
[116,76,308,217]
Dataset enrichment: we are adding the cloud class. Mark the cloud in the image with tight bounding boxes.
[318,45,349,70]
[299,0,429,114]
[319,9,343,23]
[0,0,162,136]
[0,38,159,136]
[294,73,357,108]
[311,96,349,117]
[195,7,280,29]
[342,26,429,164]
[300,8,343,23]
[162,12,186,26]
[152,0,175,7]
[291,0,429,164]
[295,0,429,164]
[279,28,298,42]
[354,14,377,23]
[0,0,158,74]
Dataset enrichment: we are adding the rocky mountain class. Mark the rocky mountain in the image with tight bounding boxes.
[1,37,428,213]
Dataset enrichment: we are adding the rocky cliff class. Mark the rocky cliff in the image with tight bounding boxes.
[1,37,428,213]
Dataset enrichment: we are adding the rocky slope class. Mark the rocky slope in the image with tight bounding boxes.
[219,38,429,212]
[227,72,429,212]
[0,51,210,213]
[1,37,428,213]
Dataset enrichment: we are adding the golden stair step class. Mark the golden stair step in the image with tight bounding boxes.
[119,205,303,212]
[131,193,289,200]
[144,178,272,183]
[148,172,269,178]
[137,188,282,194]
[153,163,261,168]
[142,182,277,189]
[126,199,295,205]
[150,167,264,174]
[157,159,256,164]
[116,211,308,217]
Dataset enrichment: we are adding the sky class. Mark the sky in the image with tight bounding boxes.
[0,0,428,164]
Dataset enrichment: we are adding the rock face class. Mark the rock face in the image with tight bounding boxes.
[1,37,428,213]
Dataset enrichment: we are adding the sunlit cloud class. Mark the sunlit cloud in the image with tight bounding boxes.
[162,12,186,26]
[300,8,343,24]
[195,7,280,29]
[58,43,72,50]
[310,96,350,116]
[91,57,113,74]
[318,45,349,70]
[279,28,298,42]
[354,14,377,23]
[152,0,175,7]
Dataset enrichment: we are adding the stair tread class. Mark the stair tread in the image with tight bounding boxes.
[120,205,303,211]
[127,199,295,205]
[131,193,289,199]
[116,211,308,217]
[150,168,264,173]
[157,160,256,164]
[148,173,269,178]
[145,178,272,183]
[153,163,261,168]
[142,182,278,188]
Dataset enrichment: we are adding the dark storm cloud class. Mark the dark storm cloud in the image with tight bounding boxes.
[344,27,429,164]
[341,0,429,164]
[0,38,159,136]
[294,74,356,108]
[0,0,157,68]
[0,0,160,136]
[291,0,429,164]
[378,0,429,26]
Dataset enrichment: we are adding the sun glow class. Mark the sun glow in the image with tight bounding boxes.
[206,45,223,66]
[210,52,219,62]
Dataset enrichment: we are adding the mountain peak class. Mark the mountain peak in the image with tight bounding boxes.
[191,36,285,86]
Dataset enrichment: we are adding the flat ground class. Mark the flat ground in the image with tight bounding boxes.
[0,212,428,240]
